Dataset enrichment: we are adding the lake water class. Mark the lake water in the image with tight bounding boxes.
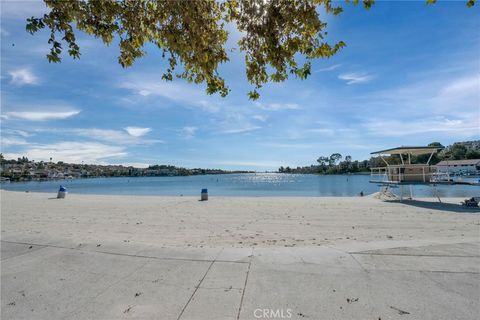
[1,173,478,197]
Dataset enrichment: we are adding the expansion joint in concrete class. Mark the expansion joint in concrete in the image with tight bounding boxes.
[176,260,215,320]
[236,249,254,320]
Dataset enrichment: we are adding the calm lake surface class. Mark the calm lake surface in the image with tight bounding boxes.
[1,173,478,197]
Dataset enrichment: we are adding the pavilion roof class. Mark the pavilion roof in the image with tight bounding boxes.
[371,146,444,155]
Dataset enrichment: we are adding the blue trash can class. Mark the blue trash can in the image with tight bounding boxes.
[201,188,208,201]
[57,185,67,199]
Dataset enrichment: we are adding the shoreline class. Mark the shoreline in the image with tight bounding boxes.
[0,188,475,201]
[2,189,374,198]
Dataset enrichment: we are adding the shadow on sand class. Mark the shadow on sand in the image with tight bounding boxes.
[386,199,480,213]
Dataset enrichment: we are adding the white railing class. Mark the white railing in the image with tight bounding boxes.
[370,167,390,183]
[370,165,447,184]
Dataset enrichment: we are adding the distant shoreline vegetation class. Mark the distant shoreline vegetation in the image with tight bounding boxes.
[1,140,478,182]
[0,158,253,182]
[278,140,480,175]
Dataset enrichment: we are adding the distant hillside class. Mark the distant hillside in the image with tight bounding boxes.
[451,140,480,150]
[0,156,253,182]
[439,140,480,160]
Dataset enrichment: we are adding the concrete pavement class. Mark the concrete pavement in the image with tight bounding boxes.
[2,239,479,320]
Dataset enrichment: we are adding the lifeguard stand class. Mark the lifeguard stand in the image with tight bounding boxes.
[369,146,447,201]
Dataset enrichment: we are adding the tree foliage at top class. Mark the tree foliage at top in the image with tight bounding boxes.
[26,0,476,99]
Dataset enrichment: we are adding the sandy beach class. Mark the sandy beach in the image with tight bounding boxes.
[1,190,479,319]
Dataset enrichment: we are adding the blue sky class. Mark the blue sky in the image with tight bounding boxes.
[1,1,479,171]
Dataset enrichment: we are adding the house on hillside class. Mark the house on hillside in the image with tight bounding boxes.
[436,159,480,175]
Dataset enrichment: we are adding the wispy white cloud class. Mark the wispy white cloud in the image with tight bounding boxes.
[221,125,262,134]
[9,68,39,86]
[215,111,264,135]
[252,115,267,122]
[3,142,127,164]
[255,102,301,111]
[180,126,198,138]
[328,71,480,143]
[120,76,187,98]
[260,143,313,149]
[0,27,10,36]
[439,75,479,97]
[72,128,161,145]
[119,76,221,112]
[3,110,80,121]
[0,136,28,148]
[1,128,32,137]
[307,128,335,136]
[0,128,33,149]
[124,126,151,137]
[315,64,341,73]
[353,73,479,116]
[196,100,221,113]
[363,116,479,138]
[338,72,373,85]
[0,0,48,18]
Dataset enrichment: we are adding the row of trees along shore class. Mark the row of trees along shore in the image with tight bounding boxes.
[0,156,253,182]
[278,141,480,174]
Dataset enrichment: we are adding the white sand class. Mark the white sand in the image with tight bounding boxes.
[2,190,479,320]
[1,190,478,250]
